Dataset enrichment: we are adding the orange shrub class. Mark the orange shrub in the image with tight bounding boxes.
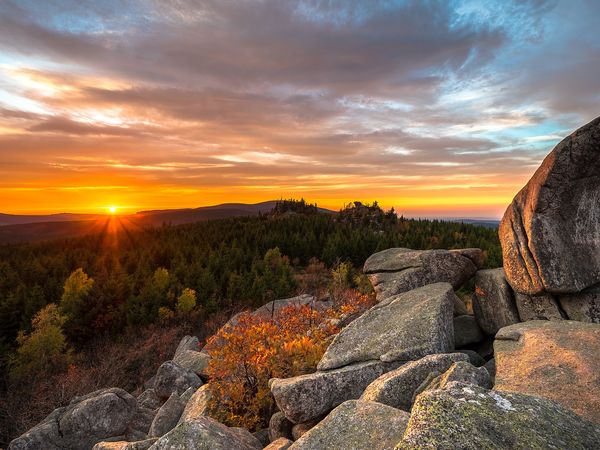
[205,291,375,430]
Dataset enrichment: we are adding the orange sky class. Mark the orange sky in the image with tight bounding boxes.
[2,1,597,218]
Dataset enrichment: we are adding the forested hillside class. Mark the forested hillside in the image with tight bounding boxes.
[0,201,501,444]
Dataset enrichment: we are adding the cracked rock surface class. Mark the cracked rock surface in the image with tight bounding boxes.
[499,116,600,296]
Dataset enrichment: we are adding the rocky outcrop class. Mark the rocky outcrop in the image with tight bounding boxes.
[173,350,211,378]
[453,315,483,347]
[398,383,600,449]
[178,385,213,424]
[425,361,491,391]
[149,393,184,438]
[558,285,600,323]
[473,268,520,334]
[494,320,600,424]
[137,389,162,410]
[148,417,261,450]
[360,353,468,411]
[174,336,199,357]
[364,248,479,301]
[499,116,600,296]
[270,360,401,424]
[514,292,565,321]
[317,283,455,370]
[289,400,410,450]
[151,361,202,400]
[9,388,139,450]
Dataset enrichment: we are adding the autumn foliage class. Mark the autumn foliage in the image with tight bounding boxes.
[205,290,376,430]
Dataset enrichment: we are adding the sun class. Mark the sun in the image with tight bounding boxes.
[108,206,117,215]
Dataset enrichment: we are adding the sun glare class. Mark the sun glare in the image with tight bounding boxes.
[108,206,117,214]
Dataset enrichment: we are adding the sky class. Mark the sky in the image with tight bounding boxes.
[0,0,599,217]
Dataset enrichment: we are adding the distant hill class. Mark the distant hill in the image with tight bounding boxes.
[0,213,104,226]
[0,201,336,244]
[452,218,500,229]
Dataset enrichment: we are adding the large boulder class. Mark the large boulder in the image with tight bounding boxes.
[360,353,468,411]
[178,385,213,424]
[174,336,199,358]
[270,360,401,424]
[398,383,600,449]
[173,350,211,378]
[499,116,600,296]
[152,361,202,400]
[289,400,410,450]
[515,292,565,321]
[148,417,261,450]
[149,393,184,438]
[9,388,139,450]
[494,320,600,424]
[317,283,455,371]
[558,285,600,323]
[473,268,520,334]
[364,248,479,301]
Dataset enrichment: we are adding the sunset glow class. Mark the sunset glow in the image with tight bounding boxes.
[1,1,599,217]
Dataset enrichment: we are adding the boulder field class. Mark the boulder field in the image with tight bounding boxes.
[9,117,600,449]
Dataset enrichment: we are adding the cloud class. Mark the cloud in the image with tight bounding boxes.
[0,0,598,216]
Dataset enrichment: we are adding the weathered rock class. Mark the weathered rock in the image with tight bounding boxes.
[318,283,455,371]
[453,315,484,347]
[360,353,468,411]
[452,295,469,316]
[515,292,565,321]
[500,117,600,296]
[473,268,520,334]
[229,427,264,449]
[457,349,486,367]
[270,360,401,424]
[449,248,485,269]
[289,400,410,450]
[179,387,195,405]
[9,388,139,450]
[149,393,184,438]
[364,248,478,301]
[148,417,261,450]
[152,361,202,400]
[92,439,158,450]
[397,383,600,449]
[291,418,321,441]
[252,429,269,447]
[137,389,162,410]
[178,385,213,424]
[253,294,330,320]
[426,361,491,391]
[268,411,293,442]
[173,350,211,378]
[174,336,199,358]
[264,438,293,450]
[559,285,600,323]
[484,358,496,384]
[494,320,600,424]
[128,406,156,441]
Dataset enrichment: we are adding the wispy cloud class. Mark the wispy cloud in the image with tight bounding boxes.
[0,0,598,216]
